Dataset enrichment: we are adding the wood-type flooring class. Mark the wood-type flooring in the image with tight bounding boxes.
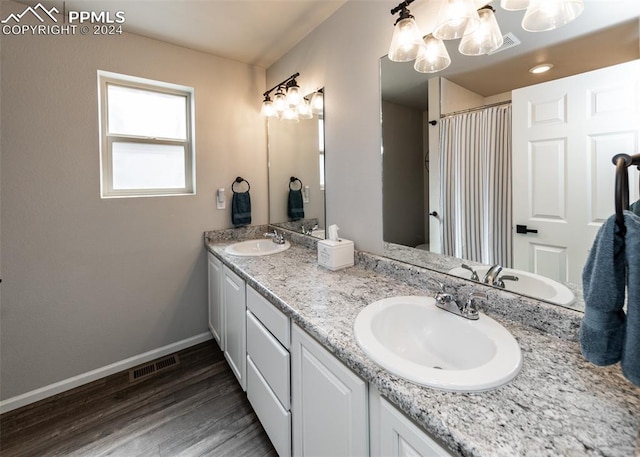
[0,341,276,457]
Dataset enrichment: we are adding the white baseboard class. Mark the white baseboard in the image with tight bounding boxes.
[0,332,213,414]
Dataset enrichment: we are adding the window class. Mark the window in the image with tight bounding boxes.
[98,71,195,197]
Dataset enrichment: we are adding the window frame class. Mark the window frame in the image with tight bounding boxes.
[98,70,196,198]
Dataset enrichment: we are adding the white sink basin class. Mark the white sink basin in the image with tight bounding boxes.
[225,239,291,256]
[448,266,575,306]
[354,296,521,392]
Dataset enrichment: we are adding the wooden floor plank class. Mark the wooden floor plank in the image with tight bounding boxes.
[0,341,276,457]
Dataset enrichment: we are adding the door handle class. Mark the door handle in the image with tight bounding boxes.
[429,211,439,218]
[516,224,538,234]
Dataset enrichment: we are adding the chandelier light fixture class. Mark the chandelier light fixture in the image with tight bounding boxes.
[260,73,322,121]
[388,0,585,73]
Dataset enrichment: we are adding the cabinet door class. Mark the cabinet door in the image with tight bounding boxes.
[370,386,453,457]
[291,324,368,457]
[223,265,246,391]
[207,253,224,350]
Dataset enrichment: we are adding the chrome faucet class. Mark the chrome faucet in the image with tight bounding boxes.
[264,229,285,245]
[482,264,519,289]
[301,224,319,236]
[428,279,486,320]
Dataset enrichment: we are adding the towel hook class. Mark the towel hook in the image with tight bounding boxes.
[289,176,303,191]
[232,176,250,193]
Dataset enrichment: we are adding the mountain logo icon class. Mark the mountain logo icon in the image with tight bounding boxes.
[2,3,59,24]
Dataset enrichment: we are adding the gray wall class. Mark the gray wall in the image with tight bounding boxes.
[266,1,396,253]
[0,1,267,400]
[382,101,425,247]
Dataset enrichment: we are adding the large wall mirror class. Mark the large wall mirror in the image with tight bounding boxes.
[268,89,326,238]
[380,3,639,311]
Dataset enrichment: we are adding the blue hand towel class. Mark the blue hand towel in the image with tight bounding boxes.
[621,211,640,386]
[232,191,251,227]
[630,199,640,216]
[288,189,304,221]
[580,214,627,365]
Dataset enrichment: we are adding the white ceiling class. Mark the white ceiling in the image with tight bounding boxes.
[20,0,347,68]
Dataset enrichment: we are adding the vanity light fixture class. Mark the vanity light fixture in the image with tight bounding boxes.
[310,88,324,114]
[260,72,320,120]
[388,0,585,74]
[521,0,584,32]
[500,0,529,11]
[529,63,554,74]
[388,1,424,62]
[458,6,503,56]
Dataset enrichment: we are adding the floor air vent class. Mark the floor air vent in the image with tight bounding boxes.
[129,354,180,382]
[488,32,521,55]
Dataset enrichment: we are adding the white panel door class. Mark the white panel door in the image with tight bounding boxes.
[512,60,640,284]
[291,324,368,457]
[223,265,246,391]
[207,253,224,350]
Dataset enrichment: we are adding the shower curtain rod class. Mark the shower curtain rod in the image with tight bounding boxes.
[440,100,511,119]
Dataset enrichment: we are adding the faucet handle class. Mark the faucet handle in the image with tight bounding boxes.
[465,292,487,318]
[428,278,446,293]
[461,264,479,281]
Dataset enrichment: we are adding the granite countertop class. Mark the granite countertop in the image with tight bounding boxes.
[204,229,640,457]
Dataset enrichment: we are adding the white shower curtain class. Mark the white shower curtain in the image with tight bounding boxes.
[440,104,512,266]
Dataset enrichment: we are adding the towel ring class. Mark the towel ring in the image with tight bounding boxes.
[232,176,250,193]
[612,153,640,236]
[289,177,303,191]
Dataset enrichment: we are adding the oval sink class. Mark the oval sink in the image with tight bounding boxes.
[225,239,291,257]
[448,266,574,306]
[354,296,522,392]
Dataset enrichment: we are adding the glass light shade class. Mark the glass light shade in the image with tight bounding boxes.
[458,7,504,56]
[297,99,314,119]
[310,91,324,114]
[433,0,481,40]
[286,83,302,106]
[522,0,584,32]
[500,0,530,11]
[414,35,451,73]
[260,99,276,118]
[273,89,286,114]
[388,16,424,62]
[282,106,299,122]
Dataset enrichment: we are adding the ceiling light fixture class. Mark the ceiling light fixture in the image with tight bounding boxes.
[529,63,554,74]
[388,0,584,73]
[260,73,322,120]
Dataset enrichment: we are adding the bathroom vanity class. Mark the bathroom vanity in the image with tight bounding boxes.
[204,227,639,457]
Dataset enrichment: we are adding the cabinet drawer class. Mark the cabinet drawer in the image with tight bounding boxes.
[247,310,290,410]
[247,285,290,349]
[247,356,291,457]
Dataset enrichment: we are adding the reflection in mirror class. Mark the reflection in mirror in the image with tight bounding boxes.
[380,6,640,312]
[268,90,325,239]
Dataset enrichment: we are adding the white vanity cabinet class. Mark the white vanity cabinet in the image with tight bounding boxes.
[291,323,368,457]
[222,265,246,391]
[246,286,292,457]
[207,252,224,349]
[370,386,454,457]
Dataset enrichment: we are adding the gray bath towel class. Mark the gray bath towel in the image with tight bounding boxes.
[581,209,640,386]
[580,215,627,365]
[621,211,640,385]
[288,189,304,221]
[232,191,251,227]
